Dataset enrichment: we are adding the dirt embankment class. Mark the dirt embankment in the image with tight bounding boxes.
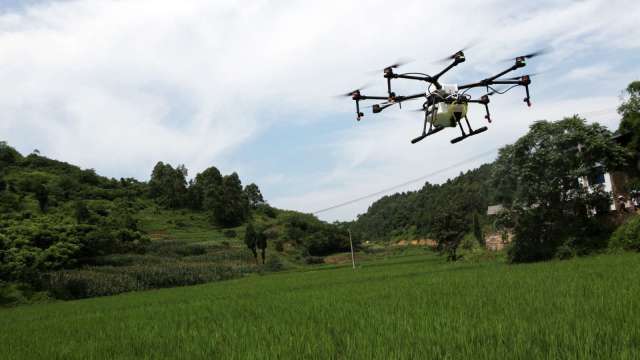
[484,232,513,251]
[395,239,437,247]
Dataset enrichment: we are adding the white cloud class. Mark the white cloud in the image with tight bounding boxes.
[0,0,638,220]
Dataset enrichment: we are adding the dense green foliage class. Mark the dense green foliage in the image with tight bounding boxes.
[618,81,640,155]
[0,142,349,303]
[1,252,638,358]
[609,215,640,251]
[494,116,626,262]
[0,148,150,286]
[352,164,495,243]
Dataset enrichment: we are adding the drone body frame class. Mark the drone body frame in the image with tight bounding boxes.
[344,50,537,144]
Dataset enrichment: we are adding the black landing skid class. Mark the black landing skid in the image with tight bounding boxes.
[450,112,487,144]
[411,111,487,144]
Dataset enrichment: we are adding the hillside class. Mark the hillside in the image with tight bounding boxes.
[0,142,352,304]
[351,163,498,242]
[2,251,639,358]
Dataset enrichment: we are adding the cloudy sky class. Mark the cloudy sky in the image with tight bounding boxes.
[1,0,639,221]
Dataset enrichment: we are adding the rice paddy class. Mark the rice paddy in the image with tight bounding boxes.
[1,251,639,359]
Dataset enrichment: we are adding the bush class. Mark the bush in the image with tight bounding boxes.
[555,242,576,260]
[223,229,237,238]
[460,233,479,251]
[265,256,284,271]
[609,216,640,251]
[304,256,325,265]
[0,282,26,306]
[274,240,284,252]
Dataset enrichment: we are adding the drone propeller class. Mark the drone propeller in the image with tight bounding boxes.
[367,57,414,74]
[335,83,372,97]
[502,48,549,62]
[433,41,478,64]
[503,73,541,81]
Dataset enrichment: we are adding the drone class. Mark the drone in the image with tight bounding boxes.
[340,49,543,144]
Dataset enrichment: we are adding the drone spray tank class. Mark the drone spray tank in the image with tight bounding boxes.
[432,84,468,128]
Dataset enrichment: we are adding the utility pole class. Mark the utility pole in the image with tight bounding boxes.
[348,229,356,270]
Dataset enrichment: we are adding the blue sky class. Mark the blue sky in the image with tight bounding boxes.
[0,0,639,221]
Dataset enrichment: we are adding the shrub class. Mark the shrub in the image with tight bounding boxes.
[274,240,284,252]
[460,233,479,251]
[0,282,26,306]
[223,229,237,238]
[609,216,640,251]
[304,256,325,265]
[555,242,576,260]
[265,256,284,271]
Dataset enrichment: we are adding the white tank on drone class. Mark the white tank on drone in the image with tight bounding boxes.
[431,84,468,128]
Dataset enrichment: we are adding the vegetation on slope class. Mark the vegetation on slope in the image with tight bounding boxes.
[0,144,351,304]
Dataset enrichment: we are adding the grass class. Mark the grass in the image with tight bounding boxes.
[2,252,639,359]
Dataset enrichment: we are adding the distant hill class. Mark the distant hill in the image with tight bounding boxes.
[350,163,499,243]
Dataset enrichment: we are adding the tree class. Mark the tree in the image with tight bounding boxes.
[74,200,91,223]
[244,183,264,208]
[431,208,467,261]
[256,229,267,264]
[211,173,248,227]
[0,141,22,166]
[618,81,640,155]
[148,162,188,208]
[35,183,49,212]
[472,212,484,247]
[492,116,627,262]
[244,222,258,263]
[189,166,222,210]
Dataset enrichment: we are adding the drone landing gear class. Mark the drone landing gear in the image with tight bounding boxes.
[411,109,444,144]
[450,115,487,144]
[411,126,444,144]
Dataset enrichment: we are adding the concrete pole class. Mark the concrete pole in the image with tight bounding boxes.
[348,229,356,270]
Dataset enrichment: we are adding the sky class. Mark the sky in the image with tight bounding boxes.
[0,0,639,221]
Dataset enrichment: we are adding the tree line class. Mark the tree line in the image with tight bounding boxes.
[148,161,264,227]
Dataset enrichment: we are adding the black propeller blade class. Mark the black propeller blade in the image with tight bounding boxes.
[433,41,478,63]
[367,57,413,74]
[335,83,371,97]
[502,48,549,62]
[503,73,541,81]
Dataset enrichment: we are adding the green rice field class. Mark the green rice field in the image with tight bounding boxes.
[2,252,639,359]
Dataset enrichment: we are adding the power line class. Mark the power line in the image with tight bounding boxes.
[312,106,620,215]
[312,147,500,214]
